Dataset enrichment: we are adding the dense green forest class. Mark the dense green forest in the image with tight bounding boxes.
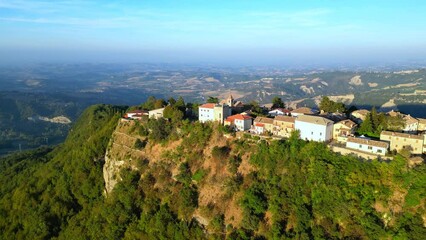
[0,104,425,239]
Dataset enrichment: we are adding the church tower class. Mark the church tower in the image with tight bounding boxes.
[227,92,234,107]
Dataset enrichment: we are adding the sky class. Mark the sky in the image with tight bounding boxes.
[1,0,426,66]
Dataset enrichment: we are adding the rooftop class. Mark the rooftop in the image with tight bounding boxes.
[347,136,389,148]
[127,109,148,114]
[291,107,315,114]
[199,103,216,109]
[404,115,419,125]
[381,131,424,140]
[254,116,274,124]
[225,114,252,123]
[336,119,357,128]
[351,109,370,115]
[295,115,334,126]
[274,115,295,123]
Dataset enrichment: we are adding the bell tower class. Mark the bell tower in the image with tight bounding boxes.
[227,92,234,107]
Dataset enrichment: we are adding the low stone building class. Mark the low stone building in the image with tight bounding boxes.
[350,109,370,124]
[272,115,295,137]
[380,131,425,154]
[333,119,357,142]
[252,117,274,135]
[402,115,419,132]
[418,118,426,132]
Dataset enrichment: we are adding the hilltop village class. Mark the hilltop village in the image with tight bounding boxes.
[124,94,426,160]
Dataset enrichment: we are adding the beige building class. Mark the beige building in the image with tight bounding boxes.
[418,118,426,132]
[273,115,295,137]
[350,109,370,124]
[380,131,425,154]
[402,115,419,132]
[148,108,165,119]
[333,119,357,142]
[253,117,274,134]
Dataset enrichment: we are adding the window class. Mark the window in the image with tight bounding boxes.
[320,132,322,136]
[377,149,382,153]
[359,144,362,148]
[368,146,372,150]
[311,132,313,135]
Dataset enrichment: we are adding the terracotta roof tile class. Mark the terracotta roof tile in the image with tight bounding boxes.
[200,103,216,109]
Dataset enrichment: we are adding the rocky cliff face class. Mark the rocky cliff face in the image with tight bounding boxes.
[101,119,252,228]
[103,119,144,195]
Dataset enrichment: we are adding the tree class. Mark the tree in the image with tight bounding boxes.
[357,114,374,136]
[175,97,185,109]
[163,105,184,123]
[168,97,176,106]
[154,99,166,109]
[249,101,263,115]
[206,97,219,103]
[319,96,345,113]
[175,96,186,113]
[272,97,285,109]
[142,96,157,110]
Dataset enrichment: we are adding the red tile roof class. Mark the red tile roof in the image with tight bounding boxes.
[226,114,252,123]
[200,103,216,109]
[127,109,148,114]
[255,123,265,127]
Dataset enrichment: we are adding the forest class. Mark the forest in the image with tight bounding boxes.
[0,103,425,239]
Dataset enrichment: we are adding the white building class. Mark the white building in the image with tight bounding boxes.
[148,108,165,119]
[198,103,231,124]
[268,108,291,117]
[224,114,253,131]
[125,110,148,119]
[346,136,388,156]
[295,115,334,142]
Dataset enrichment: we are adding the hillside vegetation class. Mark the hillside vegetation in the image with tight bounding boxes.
[0,104,425,239]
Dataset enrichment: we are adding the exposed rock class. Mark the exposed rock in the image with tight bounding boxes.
[300,85,315,94]
[349,75,363,86]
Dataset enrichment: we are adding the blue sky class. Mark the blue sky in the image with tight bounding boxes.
[1,0,426,65]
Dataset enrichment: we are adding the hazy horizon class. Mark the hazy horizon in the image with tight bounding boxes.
[1,0,426,67]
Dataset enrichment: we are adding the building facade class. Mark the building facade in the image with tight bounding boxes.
[273,115,295,137]
[198,103,231,124]
[252,117,274,135]
[380,131,425,154]
[148,108,165,119]
[333,119,357,141]
[346,137,388,156]
[224,114,253,131]
[295,115,334,142]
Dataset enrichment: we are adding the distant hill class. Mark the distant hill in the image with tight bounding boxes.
[0,104,425,239]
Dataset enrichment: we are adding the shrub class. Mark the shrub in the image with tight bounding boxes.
[211,146,231,160]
